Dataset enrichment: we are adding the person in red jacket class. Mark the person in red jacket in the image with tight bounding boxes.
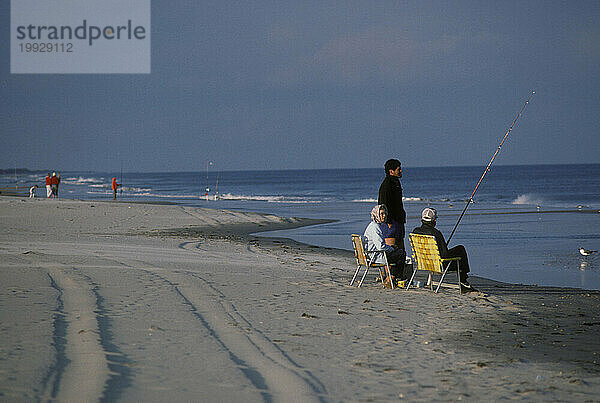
[112,177,121,200]
[50,172,59,198]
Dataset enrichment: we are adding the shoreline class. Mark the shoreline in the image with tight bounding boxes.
[1,194,597,295]
[1,196,599,401]
[24,195,598,290]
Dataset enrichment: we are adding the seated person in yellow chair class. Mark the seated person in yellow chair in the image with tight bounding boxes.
[412,207,474,291]
[363,204,407,284]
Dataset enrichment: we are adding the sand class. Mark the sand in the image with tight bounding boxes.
[1,196,599,402]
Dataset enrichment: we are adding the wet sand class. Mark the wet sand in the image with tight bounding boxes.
[1,196,599,401]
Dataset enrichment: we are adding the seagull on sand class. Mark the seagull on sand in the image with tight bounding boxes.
[580,247,598,256]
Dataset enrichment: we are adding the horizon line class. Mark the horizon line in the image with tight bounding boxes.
[2,162,599,175]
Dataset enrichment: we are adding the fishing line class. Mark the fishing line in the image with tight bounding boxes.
[447,90,535,244]
[120,161,123,194]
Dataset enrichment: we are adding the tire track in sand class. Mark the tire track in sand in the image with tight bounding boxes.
[138,241,327,402]
[81,240,326,401]
[45,268,113,402]
[168,273,325,403]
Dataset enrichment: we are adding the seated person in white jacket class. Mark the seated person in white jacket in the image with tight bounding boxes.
[363,204,407,282]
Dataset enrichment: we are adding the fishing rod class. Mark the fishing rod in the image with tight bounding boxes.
[447,90,535,244]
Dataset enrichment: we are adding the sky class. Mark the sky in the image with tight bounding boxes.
[2,1,599,172]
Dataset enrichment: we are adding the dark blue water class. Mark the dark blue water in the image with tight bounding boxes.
[3,164,599,289]
[8,164,598,208]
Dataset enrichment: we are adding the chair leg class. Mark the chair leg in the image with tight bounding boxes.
[377,268,385,284]
[436,262,451,293]
[457,261,462,295]
[385,265,394,289]
[350,264,361,286]
[358,265,370,287]
[405,263,418,291]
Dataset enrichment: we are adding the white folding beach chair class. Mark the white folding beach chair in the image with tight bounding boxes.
[350,234,395,289]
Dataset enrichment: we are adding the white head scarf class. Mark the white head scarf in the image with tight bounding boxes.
[370,204,388,223]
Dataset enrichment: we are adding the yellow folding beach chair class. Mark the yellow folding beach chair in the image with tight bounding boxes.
[349,234,395,289]
[407,233,462,294]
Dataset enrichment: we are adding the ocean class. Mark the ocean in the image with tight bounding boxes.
[3,164,599,290]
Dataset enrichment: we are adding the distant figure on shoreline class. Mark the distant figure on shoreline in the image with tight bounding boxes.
[112,177,121,200]
[45,173,52,198]
[50,172,60,198]
[378,159,406,254]
[29,185,38,198]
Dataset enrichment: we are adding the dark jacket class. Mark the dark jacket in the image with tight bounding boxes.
[411,222,448,257]
[378,175,406,224]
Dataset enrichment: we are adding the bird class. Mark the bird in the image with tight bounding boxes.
[580,247,598,256]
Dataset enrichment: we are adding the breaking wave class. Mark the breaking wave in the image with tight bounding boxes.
[512,194,543,206]
[218,193,321,203]
[63,176,105,185]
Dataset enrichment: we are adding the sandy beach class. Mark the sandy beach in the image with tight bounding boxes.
[1,196,599,402]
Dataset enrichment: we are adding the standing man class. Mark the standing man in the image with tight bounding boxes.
[50,172,59,198]
[112,177,121,200]
[45,173,52,198]
[55,173,61,198]
[378,159,406,252]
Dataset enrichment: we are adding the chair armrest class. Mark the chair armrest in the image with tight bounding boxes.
[365,250,396,267]
[365,249,393,260]
[440,257,461,261]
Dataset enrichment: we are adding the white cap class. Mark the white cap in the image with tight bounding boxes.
[421,207,438,222]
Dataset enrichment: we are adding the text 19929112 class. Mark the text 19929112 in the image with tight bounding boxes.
[18,43,73,53]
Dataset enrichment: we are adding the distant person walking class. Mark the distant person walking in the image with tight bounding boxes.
[29,185,38,198]
[378,159,406,252]
[55,173,61,198]
[112,177,121,200]
[50,172,59,198]
[45,173,52,198]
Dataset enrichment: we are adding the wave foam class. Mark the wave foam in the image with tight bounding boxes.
[63,176,104,185]
[512,194,542,206]
[218,193,321,203]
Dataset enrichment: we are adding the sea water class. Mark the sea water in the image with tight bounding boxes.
[3,164,599,290]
